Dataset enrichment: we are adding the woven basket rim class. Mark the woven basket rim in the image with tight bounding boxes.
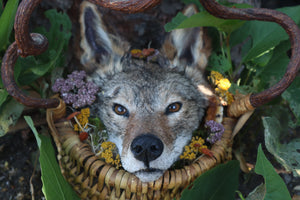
[46,98,237,199]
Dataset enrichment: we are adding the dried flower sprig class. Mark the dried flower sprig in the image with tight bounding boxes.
[97,141,121,169]
[209,71,234,105]
[180,136,210,160]
[52,70,99,108]
[205,120,225,144]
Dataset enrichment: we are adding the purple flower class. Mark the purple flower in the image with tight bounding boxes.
[205,120,225,144]
[52,70,99,108]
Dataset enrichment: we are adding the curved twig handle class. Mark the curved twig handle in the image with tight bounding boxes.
[14,0,48,57]
[87,0,162,13]
[1,0,59,108]
[199,0,300,117]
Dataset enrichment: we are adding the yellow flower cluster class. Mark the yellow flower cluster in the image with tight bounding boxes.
[73,108,90,131]
[180,136,208,160]
[209,71,234,105]
[98,141,121,169]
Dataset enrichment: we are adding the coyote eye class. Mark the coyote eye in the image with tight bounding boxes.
[166,102,182,114]
[113,104,129,117]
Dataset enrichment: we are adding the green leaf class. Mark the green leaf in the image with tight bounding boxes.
[231,5,300,62]
[0,88,8,107]
[262,117,300,178]
[180,160,240,200]
[207,52,232,73]
[0,98,24,136]
[24,116,80,200]
[256,40,290,91]
[0,0,19,51]
[164,12,188,32]
[282,77,300,126]
[255,144,292,200]
[245,183,265,200]
[13,9,72,85]
[0,1,4,15]
[165,4,250,33]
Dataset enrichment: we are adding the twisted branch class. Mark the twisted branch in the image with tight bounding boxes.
[14,0,48,57]
[87,0,162,13]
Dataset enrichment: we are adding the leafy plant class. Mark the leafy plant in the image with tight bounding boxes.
[166,0,300,198]
[181,160,240,200]
[25,116,80,200]
[0,7,71,136]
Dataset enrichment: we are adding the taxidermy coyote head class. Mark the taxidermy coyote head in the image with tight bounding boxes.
[80,1,211,182]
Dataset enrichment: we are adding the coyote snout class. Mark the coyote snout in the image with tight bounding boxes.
[80,1,211,182]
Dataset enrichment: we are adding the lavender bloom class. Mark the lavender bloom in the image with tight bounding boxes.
[205,120,225,144]
[52,70,99,108]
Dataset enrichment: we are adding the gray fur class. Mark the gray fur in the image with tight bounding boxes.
[80,1,211,182]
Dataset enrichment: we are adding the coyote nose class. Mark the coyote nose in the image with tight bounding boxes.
[130,134,164,167]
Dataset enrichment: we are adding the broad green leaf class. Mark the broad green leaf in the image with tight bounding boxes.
[262,117,300,177]
[164,12,187,32]
[0,88,8,106]
[231,5,300,62]
[255,40,290,91]
[0,1,3,15]
[0,98,24,136]
[282,77,300,126]
[165,4,250,33]
[255,144,292,200]
[0,0,19,51]
[24,116,80,200]
[180,160,240,200]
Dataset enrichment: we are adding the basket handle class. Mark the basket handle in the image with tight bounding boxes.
[1,0,59,108]
[199,0,300,117]
[86,0,162,13]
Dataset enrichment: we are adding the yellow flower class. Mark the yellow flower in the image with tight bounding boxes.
[73,108,90,131]
[98,141,122,169]
[180,136,208,160]
[218,78,231,91]
[209,71,224,85]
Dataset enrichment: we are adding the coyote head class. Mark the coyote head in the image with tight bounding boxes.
[80,1,211,182]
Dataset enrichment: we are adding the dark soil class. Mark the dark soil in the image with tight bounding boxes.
[0,0,300,200]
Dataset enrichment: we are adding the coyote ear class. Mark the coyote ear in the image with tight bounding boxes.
[79,1,128,73]
[163,5,211,72]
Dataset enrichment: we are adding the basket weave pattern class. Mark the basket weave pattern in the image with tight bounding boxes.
[46,100,236,200]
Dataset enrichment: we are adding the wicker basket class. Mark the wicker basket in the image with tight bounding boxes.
[46,98,237,200]
[2,0,300,199]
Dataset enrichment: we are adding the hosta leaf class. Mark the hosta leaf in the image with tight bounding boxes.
[262,117,300,177]
[180,160,240,200]
[24,116,80,200]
